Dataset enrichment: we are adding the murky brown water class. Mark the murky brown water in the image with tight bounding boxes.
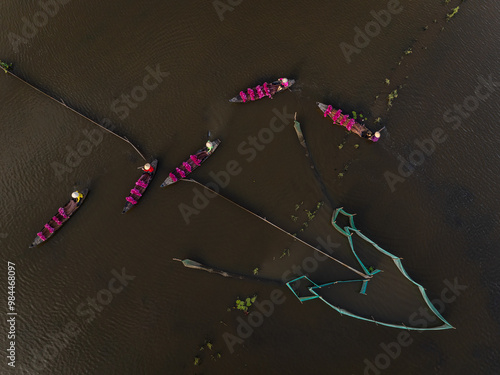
[1,0,499,374]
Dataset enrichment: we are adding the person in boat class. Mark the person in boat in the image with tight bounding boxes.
[142,163,154,173]
[206,140,214,152]
[193,140,214,162]
[71,191,83,203]
[361,130,373,139]
[371,131,381,141]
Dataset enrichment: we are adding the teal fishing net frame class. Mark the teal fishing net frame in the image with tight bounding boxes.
[286,208,454,331]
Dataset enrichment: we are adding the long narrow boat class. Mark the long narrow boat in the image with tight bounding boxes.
[29,189,89,248]
[229,78,295,103]
[317,102,382,142]
[122,159,158,214]
[160,139,221,187]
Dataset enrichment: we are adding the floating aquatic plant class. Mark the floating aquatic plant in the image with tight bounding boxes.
[446,6,459,21]
[387,89,398,108]
[280,249,290,258]
[253,267,259,275]
[385,78,390,85]
[234,295,257,312]
[291,215,298,222]
[404,48,412,55]
[0,60,12,73]
[354,144,360,149]
[338,144,344,150]
[194,356,201,366]
[205,340,213,350]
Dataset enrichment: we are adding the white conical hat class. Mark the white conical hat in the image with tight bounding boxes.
[71,191,79,198]
[375,132,381,138]
[144,163,151,170]
[206,140,212,148]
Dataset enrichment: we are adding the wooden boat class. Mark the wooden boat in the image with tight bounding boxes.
[229,78,295,103]
[122,159,158,214]
[317,102,382,142]
[160,139,221,187]
[29,189,89,248]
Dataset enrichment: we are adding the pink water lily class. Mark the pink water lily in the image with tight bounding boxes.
[183,162,192,173]
[126,196,138,205]
[130,188,142,197]
[263,82,272,98]
[58,207,68,219]
[239,91,247,102]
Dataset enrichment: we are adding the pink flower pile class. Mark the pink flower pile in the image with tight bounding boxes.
[130,188,142,197]
[263,82,272,98]
[136,179,148,189]
[183,162,192,173]
[58,207,68,219]
[247,88,255,101]
[126,196,137,205]
[190,155,201,166]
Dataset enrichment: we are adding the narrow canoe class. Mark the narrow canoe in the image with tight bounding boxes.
[29,188,89,248]
[317,102,382,142]
[229,78,295,103]
[160,139,221,187]
[122,159,158,214]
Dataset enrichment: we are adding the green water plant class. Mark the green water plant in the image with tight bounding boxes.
[291,215,298,222]
[404,47,412,55]
[253,267,259,275]
[194,356,201,366]
[205,340,213,350]
[234,295,257,312]
[387,89,398,108]
[0,60,12,73]
[385,78,390,85]
[446,6,459,21]
[280,248,290,258]
[354,144,359,149]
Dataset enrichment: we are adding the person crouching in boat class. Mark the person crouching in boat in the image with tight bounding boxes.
[142,163,154,173]
[71,191,83,203]
[206,140,214,152]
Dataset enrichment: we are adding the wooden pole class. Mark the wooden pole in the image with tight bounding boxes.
[181,179,369,279]
[3,68,147,161]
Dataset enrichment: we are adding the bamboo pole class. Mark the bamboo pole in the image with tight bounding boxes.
[2,67,147,161]
[181,179,369,279]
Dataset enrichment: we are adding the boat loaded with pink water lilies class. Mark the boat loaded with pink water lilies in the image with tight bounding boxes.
[160,139,221,187]
[122,159,158,214]
[229,78,295,103]
[29,189,89,247]
[317,102,383,142]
